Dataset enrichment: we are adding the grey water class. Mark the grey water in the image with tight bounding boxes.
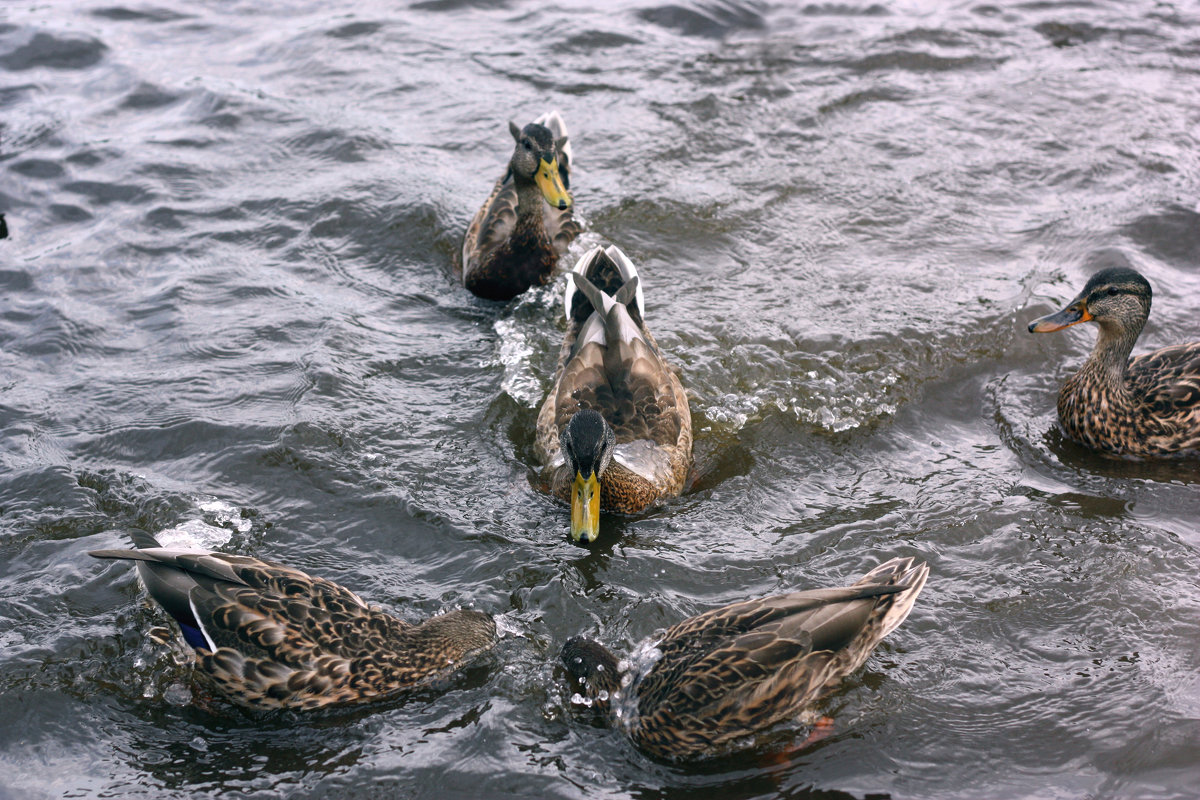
[2,0,1200,797]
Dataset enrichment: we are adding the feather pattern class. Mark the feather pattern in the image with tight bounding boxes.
[1029,265,1200,457]
[90,536,497,710]
[535,245,692,513]
[562,558,929,761]
[461,111,581,300]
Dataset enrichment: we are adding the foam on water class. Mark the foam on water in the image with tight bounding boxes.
[154,519,233,551]
[197,498,252,533]
[703,374,900,433]
[492,316,543,407]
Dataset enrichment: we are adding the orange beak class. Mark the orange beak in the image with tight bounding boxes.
[1028,300,1093,333]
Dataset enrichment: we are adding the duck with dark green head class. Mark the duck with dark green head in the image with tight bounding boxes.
[535,245,692,542]
[1028,263,1200,457]
[461,110,580,300]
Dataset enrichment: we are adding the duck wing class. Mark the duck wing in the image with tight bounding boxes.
[1130,344,1200,417]
[633,558,928,757]
[461,172,519,279]
[537,245,647,467]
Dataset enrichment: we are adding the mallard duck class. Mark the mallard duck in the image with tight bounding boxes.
[461,110,580,300]
[535,244,692,542]
[89,532,497,710]
[561,557,929,761]
[1028,265,1200,457]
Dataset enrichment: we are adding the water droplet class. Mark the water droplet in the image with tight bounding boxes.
[164,683,192,706]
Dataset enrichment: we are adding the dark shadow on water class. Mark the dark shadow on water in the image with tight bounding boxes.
[126,702,369,791]
[632,782,884,800]
[687,424,755,494]
[1045,427,1200,486]
[120,654,498,791]
[619,726,887,800]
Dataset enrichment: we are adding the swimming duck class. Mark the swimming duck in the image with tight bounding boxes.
[1028,266,1200,457]
[89,532,497,710]
[535,245,692,542]
[562,557,929,761]
[461,110,580,300]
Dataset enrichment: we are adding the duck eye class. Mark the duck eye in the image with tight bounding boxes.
[1107,287,1119,297]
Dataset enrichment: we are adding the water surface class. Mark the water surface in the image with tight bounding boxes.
[2,0,1200,798]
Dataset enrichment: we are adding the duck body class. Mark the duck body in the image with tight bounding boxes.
[90,532,496,710]
[562,557,929,761]
[462,111,580,301]
[535,244,692,541]
[1029,265,1200,457]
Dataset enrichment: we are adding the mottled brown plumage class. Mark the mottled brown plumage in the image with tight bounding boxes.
[535,245,692,541]
[461,111,580,300]
[90,533,496,710]
[562,558,929,761]
[1028,265,1200,457]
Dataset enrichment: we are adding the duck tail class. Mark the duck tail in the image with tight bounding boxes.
[565,245,645,324]
[856,557,929,640]
[130,529,163,549]
[89,529,163,560]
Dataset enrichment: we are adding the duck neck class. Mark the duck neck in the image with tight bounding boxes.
[513,175,545,227]
[1076,320,1142,399]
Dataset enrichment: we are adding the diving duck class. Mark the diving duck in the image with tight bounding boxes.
[562,557,929,761]
[1028,265,1200,457]
[461,110,580,300]
[89,532,497,710]
[535,244,692,542]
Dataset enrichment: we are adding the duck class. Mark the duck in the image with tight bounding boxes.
[89,531,497,710]
[1028,265,1200,457]
[461,110,581,300]
[535,244,692,542]
[561,557,929,761]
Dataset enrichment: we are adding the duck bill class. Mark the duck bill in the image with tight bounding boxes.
[570,471,601,543]
[536,158,572,210]
[1028,301,1092,333]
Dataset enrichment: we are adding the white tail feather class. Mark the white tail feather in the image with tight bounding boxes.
[564,244,645,320]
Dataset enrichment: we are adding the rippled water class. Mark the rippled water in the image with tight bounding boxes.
[3,0,1200,797]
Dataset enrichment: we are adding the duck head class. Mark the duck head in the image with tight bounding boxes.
[561,636,621,701]
[1028,266,1152,338]
[559,409,615,543]
[508,121,571,210]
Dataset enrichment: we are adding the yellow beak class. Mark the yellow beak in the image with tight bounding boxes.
[570,471,601,543]
[536,158,572,210]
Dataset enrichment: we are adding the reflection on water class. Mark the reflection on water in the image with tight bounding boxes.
[3,0,1200,798]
